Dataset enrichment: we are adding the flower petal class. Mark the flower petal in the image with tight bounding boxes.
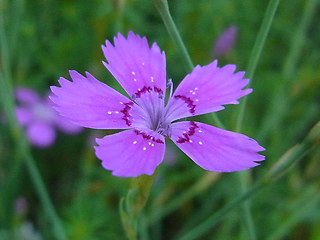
[102,31,166,98]
[15,88,40,105]
[26,121,56,147]
[50,70,145,129]
[164,61,251,121]
[95,129,166,177]
[16,107,33,126]
[170,121,265,172]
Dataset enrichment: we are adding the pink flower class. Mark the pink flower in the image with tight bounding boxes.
[50,31,264,177]
[15,88,82,147]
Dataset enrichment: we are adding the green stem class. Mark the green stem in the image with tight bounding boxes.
[0,8,68,240]
[120,174,157,240]
[237,171,257,240]
[236,0,280,132]
[153,0,193,73]
[234,1,280,239]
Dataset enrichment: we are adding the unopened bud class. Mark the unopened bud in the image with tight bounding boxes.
[212,25,238,58]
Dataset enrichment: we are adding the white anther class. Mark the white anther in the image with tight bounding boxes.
[195,87,198,90]
[148,142,151,145]
[143,147,147,151]
[151,144,154,147]
[151,76,154,82]
[132,71,136,75]
[199,141,203,145]
[142,62,145,66]
[195,99,199,102]
[120,102,123,104]
[198,130,203,133]
[189,90,193,93]
[189,140,193,143]
[192,92,196,95]
[107,111,112,114]
[133,141,137,144]
[133,78,137,82]
[115,111,119,114]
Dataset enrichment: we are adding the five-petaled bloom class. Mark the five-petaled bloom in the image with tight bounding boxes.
[50,31,265,177]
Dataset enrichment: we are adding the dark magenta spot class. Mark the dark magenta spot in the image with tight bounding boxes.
[134,130,164,144]
[174,95,196,114]
[120,102,134,126]
[135,86,164,98]
[176,121,198,144]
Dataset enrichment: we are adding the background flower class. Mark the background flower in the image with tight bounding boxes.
[15,88,82,147]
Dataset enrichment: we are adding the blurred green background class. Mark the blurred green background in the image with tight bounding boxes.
[1,0,320,239]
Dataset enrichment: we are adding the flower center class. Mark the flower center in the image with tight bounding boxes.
[132,85,173,137]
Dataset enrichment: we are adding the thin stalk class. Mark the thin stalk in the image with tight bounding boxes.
[0,9,68,240]
[234,1,280,239]
[120,174,157,240]
[153,0,193,72]
[236,0,280,131]
[237,171,257,240]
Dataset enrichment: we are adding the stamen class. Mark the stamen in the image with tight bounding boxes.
[167,78,173,99]
[131,94,136,101]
